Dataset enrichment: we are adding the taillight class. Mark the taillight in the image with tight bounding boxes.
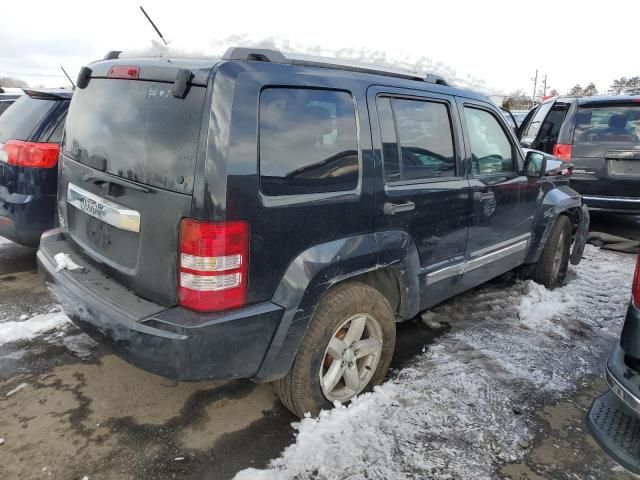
[0,140,59,168]
[632,255,640,309]
[178,219,249,312]
[552,143,573,162]
[107,66,140,80]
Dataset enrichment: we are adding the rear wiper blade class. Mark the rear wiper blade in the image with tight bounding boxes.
[82,173,150,193]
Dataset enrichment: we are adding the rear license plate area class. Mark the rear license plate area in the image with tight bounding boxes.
[608,159,640,178]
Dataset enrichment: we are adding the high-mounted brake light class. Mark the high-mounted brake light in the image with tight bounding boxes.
[178,220,249,312]
[632,255,640,309]
[0,140,59,168]
[552,143,573,162]
[107,65,140,80]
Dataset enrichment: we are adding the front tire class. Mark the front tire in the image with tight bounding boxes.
[274,281,396,418]
[533,215,572,289]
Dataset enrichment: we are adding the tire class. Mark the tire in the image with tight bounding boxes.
[274,281,396,418]
[533,215,572,289]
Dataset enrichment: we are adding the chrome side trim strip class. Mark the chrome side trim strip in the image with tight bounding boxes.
[465,240,528,273]
[583,195,640,203]
[426,263,465,286]
[606,365,640,416]
[469,233,531,259]
[67,183,141,233]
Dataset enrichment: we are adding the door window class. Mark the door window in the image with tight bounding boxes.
[377,96,456,182]
[464,107,515,175]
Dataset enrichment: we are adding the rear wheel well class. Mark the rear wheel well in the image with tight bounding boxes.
[333,268,402,317]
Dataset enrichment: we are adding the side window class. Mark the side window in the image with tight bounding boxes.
[259,88,358,196]
[377,96,456,182]
[464,107,515,175]
[521,102,553,143]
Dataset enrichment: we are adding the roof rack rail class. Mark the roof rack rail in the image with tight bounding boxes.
[103,51,122,60]
[425,73,449,86]
[221,46,449,85]
[222,47,288,63]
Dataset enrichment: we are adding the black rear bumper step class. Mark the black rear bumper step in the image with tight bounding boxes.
[587,390,640,475]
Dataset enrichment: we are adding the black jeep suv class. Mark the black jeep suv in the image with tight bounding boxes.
[38,48,589,417]
[518,95,640,214]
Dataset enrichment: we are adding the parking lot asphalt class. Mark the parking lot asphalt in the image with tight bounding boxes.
[0,215,638,480]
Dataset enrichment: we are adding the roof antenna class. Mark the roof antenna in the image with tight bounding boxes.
[139,6,168,45]
[60,66,75,89]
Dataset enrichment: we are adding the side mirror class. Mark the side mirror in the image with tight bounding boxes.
[524,150,546,179]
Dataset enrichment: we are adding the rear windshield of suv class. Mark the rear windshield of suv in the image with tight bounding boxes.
[63,79,206,194]
[0,95,57,142]
[574,104,640,145]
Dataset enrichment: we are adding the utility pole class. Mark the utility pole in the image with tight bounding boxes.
[532,69,538,104]
[542,75,548,97]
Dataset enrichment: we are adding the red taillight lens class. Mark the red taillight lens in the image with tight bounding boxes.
[107,66,140,80]
[552,143,573,162]
[0,140,59,168]
[178,219,249,312]
[632,255,640,309]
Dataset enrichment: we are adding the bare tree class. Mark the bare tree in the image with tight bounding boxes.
[568,84,584,96]
[549,88,560,97]
[610,77,628,95]
[582,82,598,96]
[0,76,28,88]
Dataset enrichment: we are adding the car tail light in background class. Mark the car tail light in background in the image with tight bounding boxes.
[0,140,59,168]
[178,219,249,312]
[632,255,640,309]
[552,143,573,162]
[107,66,140,80]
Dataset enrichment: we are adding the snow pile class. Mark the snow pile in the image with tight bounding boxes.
[54,252,83,272]
[0,310,70,346]
[517,280,577,338]
[235,246,635,480]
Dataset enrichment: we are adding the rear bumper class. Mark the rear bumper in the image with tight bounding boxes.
[605,342,640,417]
[0,189,56,246]
[37,230,284,381]
[581,194,640,214]
[587,339,640,474]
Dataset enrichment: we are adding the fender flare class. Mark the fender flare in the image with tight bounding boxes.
[253,231,421,382]
[525,185,589,265]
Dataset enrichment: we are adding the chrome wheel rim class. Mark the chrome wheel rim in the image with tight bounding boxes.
[319,314,383,402]
[552,231,566,280]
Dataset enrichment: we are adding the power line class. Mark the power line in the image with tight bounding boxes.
[0,70,66,78]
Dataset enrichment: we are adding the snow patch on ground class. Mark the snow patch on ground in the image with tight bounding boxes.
[0,309,71,346]
[235,246,635,480]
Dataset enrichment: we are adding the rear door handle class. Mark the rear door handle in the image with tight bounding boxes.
[383,201,415,215]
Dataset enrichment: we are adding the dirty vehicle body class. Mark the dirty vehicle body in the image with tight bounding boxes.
[38,48,589,416]
[588,255,640,474]
[518,96,640,214]
[0,89,70,246]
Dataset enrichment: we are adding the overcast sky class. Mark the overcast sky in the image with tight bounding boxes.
[1,0,639,95]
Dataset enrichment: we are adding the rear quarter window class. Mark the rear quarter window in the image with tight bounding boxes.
[0,96,57,142]
[259,88,359,196]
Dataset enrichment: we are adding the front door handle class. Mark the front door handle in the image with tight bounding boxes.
[383,201,415,215]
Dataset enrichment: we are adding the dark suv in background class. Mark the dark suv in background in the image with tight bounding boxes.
[0,89,71,245]
[518,96,640,214]
[0,87,23,116]
[38,48,588,417]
